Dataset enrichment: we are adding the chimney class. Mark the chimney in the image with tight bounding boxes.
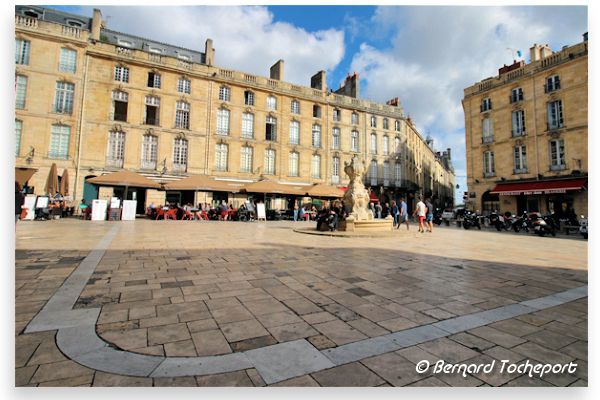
[530,44,542,62]
[446,148,451,160]
[270,59,284,81]
[583,32,588,42]
[91,8,103,41]
[386,97,400,107]
[333,72,360,98]
[539,44,553,59]
[310,70,327,91]
[498,60,524,75]
[204,39,215,66]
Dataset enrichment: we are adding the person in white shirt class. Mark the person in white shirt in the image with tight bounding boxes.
[413,195,427,233]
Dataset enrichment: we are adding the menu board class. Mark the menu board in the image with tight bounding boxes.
[121,200,137,221]
[256,203,266,220]
[23,195,37,220]
[91,199,108,221]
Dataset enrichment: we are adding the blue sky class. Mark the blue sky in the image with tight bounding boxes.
[50,5,587,202]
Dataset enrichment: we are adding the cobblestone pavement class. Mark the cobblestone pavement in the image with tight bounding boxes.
[15,219,587,386]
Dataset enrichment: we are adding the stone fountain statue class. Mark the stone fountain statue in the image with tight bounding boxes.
[343,156,374,221]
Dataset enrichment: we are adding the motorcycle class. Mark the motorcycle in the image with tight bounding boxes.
[432,208,443,225]
[512,211,531,233]
[462,210,481,230]
[579,215,588,239]
[488,210,506,231]
[530,212,556,237]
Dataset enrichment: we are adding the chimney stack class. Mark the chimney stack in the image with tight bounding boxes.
[446,148,451,160]
[270,59,284,81]
[205,39,215,66]
[386,97,400,107]
[333,72,360,98]
[310,70,327,91]
[91,8,103,41]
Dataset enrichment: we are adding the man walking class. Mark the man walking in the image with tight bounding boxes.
[425,197,434,233]
[398,197,409,230]
[413,195,427,233]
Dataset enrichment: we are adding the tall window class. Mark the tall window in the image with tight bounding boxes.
[370,133,377,154]
[510,87,524,103]
[15,120,22,156]
[394,137,401,153]
[512,110,526,136]
[481,97,492,112]
[332,156,340,184]
[267,95,277,110]
[333,109,341,122]
[241,112,254,138]
[546,75,560,92]
[291,99,300,114]
[547,100,564,130]
[383,118,389,130]
[141,134,158,169]
[219,86,230,101]
[313,105,321,118]
[370,116,377,128]
[240,146,253,173]
[112,91,128,122]
[332,128,340,150]
[107,130,125,168]
[59,48,77,73]
[15,75,28,109]
[264,149,276,175]
[266,116,277,141]
[514,145,527,173]
[215,143,228,171]
[311,154,321,179]
[173,138,188,172]
[147,72,161,88]
[289,152,299,177]
[482,117,493,143]
[114,65,129,83]
[351,130,359,152]
[216,108,230,135]
[54,82,75,114]
[394,120,401,131]
[177,78,191,94]
[483,151,495,176]
[383,161,390,182]
[244,90,254,106]
[15,39,30,65]
[370,160,377,181]
[144,96,160,125]
[175,101,190,129]
[49,124,70,159]
[351,112,358,125]
[383,135,389,155]
[550,139,565,169]
[312,124,321,148]
[289,121,299,145]
[395,162,402,183]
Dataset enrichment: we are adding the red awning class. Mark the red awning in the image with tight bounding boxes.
[369,192,380,202]
[490,178,587,196]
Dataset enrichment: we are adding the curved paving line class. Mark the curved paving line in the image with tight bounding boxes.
[23,224,588,385]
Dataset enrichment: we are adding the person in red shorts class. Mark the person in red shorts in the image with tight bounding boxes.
[413,195,427,233]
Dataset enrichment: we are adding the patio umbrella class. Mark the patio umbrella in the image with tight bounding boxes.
[44,163,59,195]
[60,169,70,196]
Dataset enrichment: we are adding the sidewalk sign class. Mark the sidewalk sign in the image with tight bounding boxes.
[91,199,108,221]
[121,200,137,221]
[256,203,266,221]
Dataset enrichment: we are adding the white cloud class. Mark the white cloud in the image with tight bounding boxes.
[75,5,345,86]
[351,6,587,197]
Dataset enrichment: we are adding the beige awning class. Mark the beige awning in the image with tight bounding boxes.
[242,180,311,195]
[15,167,37,186]
[86,170,161,189]
[307,184,344,198]
[165,175,244,193]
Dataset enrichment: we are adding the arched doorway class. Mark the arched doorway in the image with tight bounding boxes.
[83,175,98,204]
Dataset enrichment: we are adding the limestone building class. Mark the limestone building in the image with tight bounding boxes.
[15,6,455,212]
[462,35,588,218]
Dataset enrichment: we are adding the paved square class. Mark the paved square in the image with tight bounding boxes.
[15,220,587,386]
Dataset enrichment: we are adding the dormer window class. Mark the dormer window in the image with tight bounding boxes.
[24,9,40,18]
[66,19,84,27]
[117,39,133,48]
[149,47,163,54]
[178,54,191,61]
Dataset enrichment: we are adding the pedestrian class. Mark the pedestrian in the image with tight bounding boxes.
[413,195,427,233]
[398,197,409,230]
[293,202,299,222]
[375,202,382,219]
[382,202,390,219]
[15,182,25,225]
[425,197,434,232]
[391,200,399,227]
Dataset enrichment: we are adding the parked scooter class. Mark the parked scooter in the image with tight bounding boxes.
[512,211,531,233]
[530,212,557,237]
[432,208,443,225]
[462,210,481,230]
[488,210,506,231]
[579,215,588,239]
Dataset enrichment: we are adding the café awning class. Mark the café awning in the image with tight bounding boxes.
[490,178,587,196]
[86,170,161,189]
[242,180,311,195]
[15,167,37,186]
[307,184,344,198]
[165,175,244,193]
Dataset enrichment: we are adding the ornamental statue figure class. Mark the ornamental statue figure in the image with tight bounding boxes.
[343,156,373,221]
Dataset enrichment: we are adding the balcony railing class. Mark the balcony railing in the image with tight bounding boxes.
[513,168,528,174]
[15,15,38,28]
[61,25,81,38]
[106,158,123,168]
[511,129,526,137]
[173,163,187,173]
[509,94,524,103]
[141,160,157,170]
[550,164,567,171]
[547,122,564,131]
[483,171,496,178]
[482,135,494,144]
[544,82,561,93]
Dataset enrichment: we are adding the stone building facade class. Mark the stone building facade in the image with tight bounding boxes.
[15,6,455,211]
[462,35,588,218]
